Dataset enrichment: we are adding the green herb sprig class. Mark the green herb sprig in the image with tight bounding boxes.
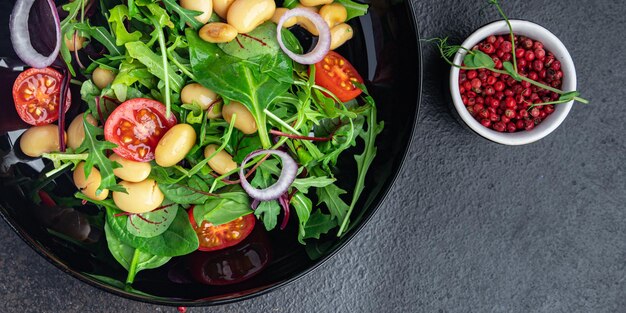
[428,0,588,107]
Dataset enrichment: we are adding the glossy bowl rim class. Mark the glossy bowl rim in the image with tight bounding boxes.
[449,19,576,145]
[0,1,423,307]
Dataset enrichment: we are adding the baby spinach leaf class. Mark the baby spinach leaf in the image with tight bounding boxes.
[303,210,337,240]
[127,203,179,238]
[158,175,212,205]
[125,41,184,92]
[336,0,370,21]
[292,176,336,194]
[291,192,312,244]
[192,186,252,227]
[108,5,142,45]
[283,0,298,9]
[280,28,304,55]
[187,28,292,148]
[106,206,199,257]
[104,222,171,272]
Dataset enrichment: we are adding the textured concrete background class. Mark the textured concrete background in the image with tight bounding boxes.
[2,0,625,312]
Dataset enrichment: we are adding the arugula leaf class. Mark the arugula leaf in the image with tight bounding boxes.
[255,200,280,231]
[335,0,370,21]
[315,114,365,166]
[104,222,171,273]
[162,0,204,30]
[73,22,124,56]
[316,182,350,223]
[249,165,281,231]
[111,61,156,90]
[291,192,312,244]
[228,131,262,163]
[108,5,143,45]
[125,41,184,92]
[292,176,336,194]
[127,202,179,238]
[145,3,175,28]
[303,211,337,240]
[192,186,252,226]
[158,175,212,205]
[75,114,123,193]
[338,91,384,236]
[80,80,101,114]
[106,206,199,257]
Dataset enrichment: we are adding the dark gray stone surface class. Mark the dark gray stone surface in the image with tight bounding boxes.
[1,0,625,312]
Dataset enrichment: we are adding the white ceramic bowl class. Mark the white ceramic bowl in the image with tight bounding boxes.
[449,20,576,145]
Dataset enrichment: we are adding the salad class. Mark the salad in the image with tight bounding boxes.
[8,0,381,286]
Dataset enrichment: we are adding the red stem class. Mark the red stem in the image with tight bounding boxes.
[73,32,85,69]
[241,33,267,46]
[235,37,244,49]
[95,96,105,126]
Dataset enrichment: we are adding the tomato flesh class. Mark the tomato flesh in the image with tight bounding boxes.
[187,226,270,285]
[314,51,364,102]
[12,67,71,126]
[104,98,177,162]
[188,207,256,252]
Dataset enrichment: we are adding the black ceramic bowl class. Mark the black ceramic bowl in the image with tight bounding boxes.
[0,0,421,306]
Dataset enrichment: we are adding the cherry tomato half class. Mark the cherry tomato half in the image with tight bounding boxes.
[104,98,177,162]
[314,51,364,102]
[188,206,256,252]
[187,226,270,286]
[12,67,71,126]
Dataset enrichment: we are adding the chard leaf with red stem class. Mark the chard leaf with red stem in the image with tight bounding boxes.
[158,175,214,205]
[126,202,179,238]
[105,206,199,257]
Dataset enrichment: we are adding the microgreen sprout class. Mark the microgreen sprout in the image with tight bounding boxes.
[428,0,589,106]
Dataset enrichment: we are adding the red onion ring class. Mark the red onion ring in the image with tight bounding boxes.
[10,0,61,68]
[276,8,331,65]
[239,150,298,201]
